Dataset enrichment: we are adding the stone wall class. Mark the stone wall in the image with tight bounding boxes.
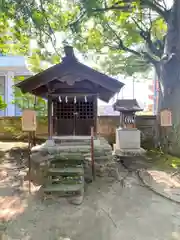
[136,115,157,149]
[0,115,157,148]
[0,117,48,140]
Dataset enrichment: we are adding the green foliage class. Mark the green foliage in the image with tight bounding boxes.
[147,149,180,171]
[69,0,169,76]
[13,76,47,116]
[0,0,170,78]
[98,53,151,76]
[0,96,7,110]
[0,0,76,70]
[0,1,73,113]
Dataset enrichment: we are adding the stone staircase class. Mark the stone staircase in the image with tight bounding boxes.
[31,136,113,204]
[42,153,85,205]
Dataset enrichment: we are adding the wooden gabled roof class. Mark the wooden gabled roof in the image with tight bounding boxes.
[113,99,143,112]
[15,46,124,102]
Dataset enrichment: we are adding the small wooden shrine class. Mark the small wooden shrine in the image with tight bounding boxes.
[113,99,143,128]
[16,46,124,137]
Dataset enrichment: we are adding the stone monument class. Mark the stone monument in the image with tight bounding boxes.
[113,99,146,156]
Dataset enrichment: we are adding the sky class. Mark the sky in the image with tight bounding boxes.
[97,76,151,109]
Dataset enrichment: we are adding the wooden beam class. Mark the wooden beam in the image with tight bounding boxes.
[48,92,99,97]
[31,81,98,95]
[16,61,71,93]
[47,95,53,140]
[32,85,48,95]
[51,79,96,90]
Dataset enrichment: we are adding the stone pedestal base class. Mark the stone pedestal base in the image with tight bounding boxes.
[116,127,141,150]
[114,127,145,157]
[113,146,146,157]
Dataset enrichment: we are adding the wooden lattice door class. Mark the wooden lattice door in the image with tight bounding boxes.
[53,96,96,136]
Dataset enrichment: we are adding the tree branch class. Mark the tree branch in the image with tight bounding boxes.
[118,40,141,56]
[105,22,141,56]
[161,0,168,10]
[91,0,169,22]
[141,0,169,22]
[142,51,159,66]
[131,17,162,58]
[38,0,60,56]
[92,5,131,12]
[106,21,159,66]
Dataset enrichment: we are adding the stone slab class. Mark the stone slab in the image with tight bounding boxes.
[48,167,84,176]
[113,148,146,157]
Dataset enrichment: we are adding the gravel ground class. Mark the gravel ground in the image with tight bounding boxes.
[0,142,180,240]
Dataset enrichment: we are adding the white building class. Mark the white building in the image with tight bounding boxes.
[0,55,31,116]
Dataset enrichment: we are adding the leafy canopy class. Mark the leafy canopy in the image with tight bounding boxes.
[0,0,173,89]
[69,0,171,76]
[0,96,7,110]
[0,0,74,112]
[1,0,171,77]
[1,1,169,75]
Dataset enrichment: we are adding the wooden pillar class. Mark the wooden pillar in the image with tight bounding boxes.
[94,95,98,136]
[48,95,53,140]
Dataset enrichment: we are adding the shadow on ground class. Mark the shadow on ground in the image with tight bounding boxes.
[1,142,180,240]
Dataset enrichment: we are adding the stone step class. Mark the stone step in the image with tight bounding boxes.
[51,177,83,185]
[39,145,112,156]
[50,154,84,166]
[48,167,84,176]
[49,145,91,152]
[50,157,84,166]
[57,141,91,146]
[50,162,83,169]
[85,156,112,163]
[51,153,85,161]
[53,139,92,146]
[53,136,94,142]
[43,183,83,194]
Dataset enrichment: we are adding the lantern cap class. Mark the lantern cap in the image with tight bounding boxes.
[113,99,143,112]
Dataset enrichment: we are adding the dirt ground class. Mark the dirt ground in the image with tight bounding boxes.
[0,142,180,240]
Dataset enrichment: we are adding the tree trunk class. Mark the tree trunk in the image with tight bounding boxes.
[159,0,180,155]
